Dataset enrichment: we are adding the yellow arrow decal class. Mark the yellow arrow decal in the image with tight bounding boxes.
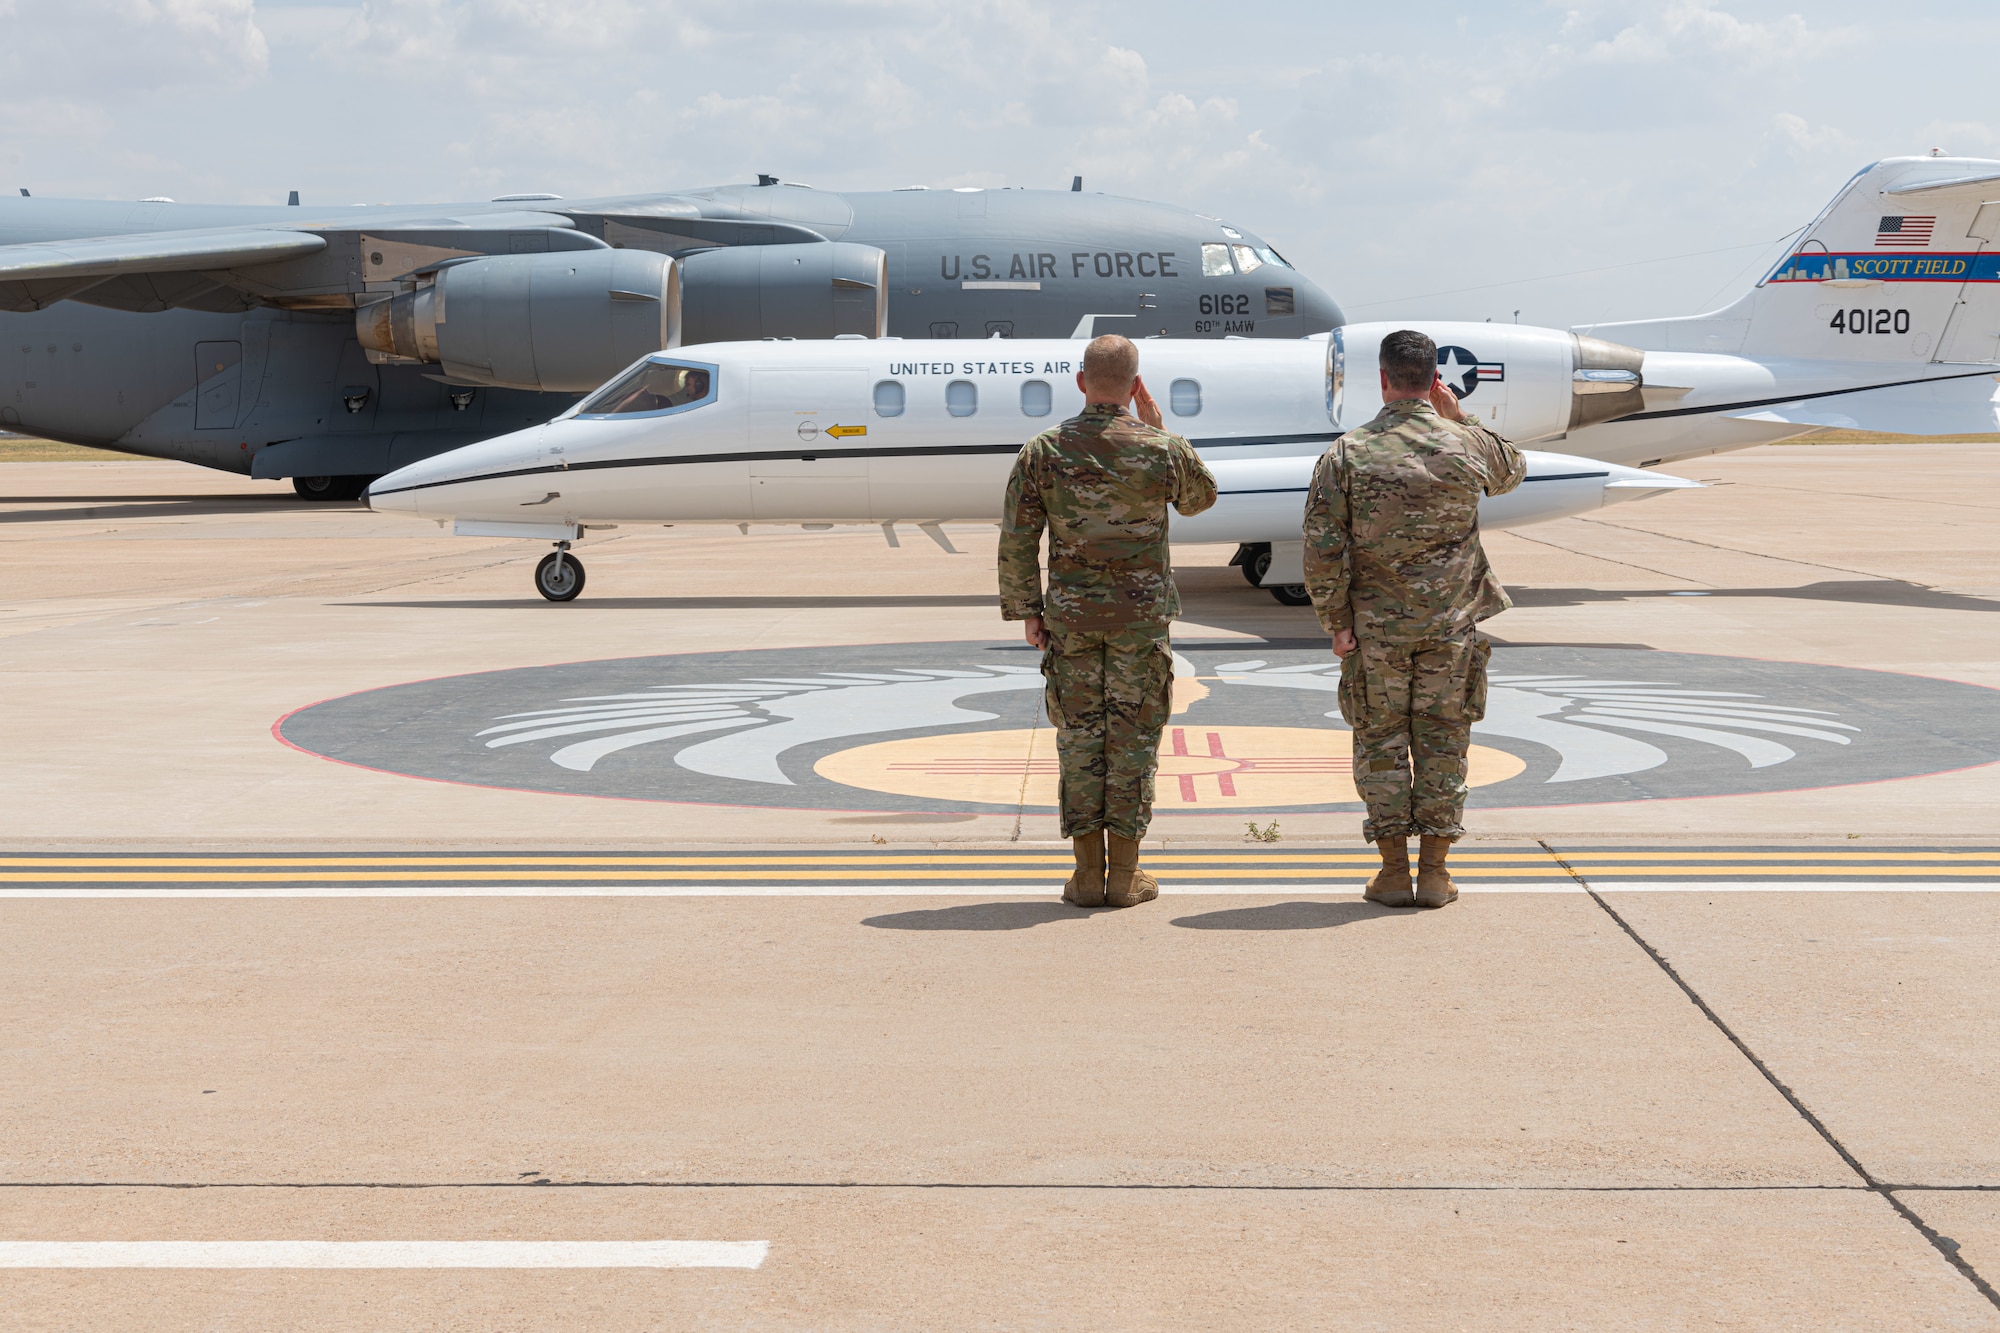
[825,424,867,439]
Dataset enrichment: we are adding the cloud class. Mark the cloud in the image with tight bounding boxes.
[1,0,269,90]
[0,0,1995,327]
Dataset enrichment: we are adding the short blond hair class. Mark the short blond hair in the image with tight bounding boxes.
[1081,334,1139,391]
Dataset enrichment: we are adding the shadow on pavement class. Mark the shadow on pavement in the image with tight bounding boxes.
[1170,900,1391,930]
[1509,579,2000,613]
[0,497,333,522]
[862,901,1092,930]
[345,594,1002,610]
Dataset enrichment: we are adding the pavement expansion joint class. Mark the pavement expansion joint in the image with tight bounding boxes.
[1541,839,2000,1312]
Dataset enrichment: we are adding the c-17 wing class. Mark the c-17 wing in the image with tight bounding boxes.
[0,227,327,311]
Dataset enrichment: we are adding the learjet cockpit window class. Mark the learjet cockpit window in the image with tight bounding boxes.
[1230,244,1263,274]
[1200,243,1234,277]
[578,360,716,416]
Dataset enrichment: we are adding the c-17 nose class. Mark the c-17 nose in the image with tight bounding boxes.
[1292,273,1345,333]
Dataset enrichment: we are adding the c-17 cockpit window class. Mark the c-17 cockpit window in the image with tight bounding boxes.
[577,360,716,417]
[873,380,906,417]
[1255,246,1291,269]
[1230,245,1264,274]
[1201,243,1234,277]
[1020,380,1052,417]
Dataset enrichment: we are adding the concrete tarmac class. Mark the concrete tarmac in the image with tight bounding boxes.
[3,442,2000,1328]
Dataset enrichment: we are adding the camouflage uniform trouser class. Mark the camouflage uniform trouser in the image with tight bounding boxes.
[1043,623,1175,841]
[1337,634,1492,843]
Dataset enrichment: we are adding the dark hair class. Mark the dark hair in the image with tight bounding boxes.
[1379,329,1437,395]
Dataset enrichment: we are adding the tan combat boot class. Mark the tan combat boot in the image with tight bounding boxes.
[1105,834,1158,908]
[1363,838,1415,908]
[1415,835,1459,909]
[1063,831,1107,908]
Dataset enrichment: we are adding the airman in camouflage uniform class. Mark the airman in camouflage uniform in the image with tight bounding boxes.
[1304,328,1526,909]
[1000,334,1217,909]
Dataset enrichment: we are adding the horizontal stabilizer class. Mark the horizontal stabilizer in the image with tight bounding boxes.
[1723,370,2000,436]
[1605,474,1703,490]
[0,228,327,283]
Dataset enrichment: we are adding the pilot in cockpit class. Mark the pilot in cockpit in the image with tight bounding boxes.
[584,363,711,415]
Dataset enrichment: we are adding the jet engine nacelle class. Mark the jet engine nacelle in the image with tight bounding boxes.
[356,248,681,393]
[678,242,888,344]
[1333,321,1647,441]
[354,241,890,392]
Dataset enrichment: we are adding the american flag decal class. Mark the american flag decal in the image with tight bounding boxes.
[1877,215,1936,248]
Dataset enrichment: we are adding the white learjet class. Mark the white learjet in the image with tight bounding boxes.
[368,156,2000,602]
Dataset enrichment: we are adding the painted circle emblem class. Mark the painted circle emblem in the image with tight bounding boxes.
[814,725,1526,809]
[276,641,2000,813]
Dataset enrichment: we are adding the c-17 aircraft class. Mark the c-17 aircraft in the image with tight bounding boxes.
[0,177,1339,497]
[364,156,2000,603]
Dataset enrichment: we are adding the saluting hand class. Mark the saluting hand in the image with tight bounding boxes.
[1132,377,1164,429]
[1429,373,1468,423]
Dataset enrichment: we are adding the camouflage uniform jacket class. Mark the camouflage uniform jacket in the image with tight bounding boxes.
[1303,398,1526,643]
[999,403,1218,628]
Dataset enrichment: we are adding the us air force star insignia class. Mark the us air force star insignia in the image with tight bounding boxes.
[1436,345,1505,400]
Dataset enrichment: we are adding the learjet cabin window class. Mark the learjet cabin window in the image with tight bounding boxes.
[1230,245,1263,274]
[1020,380,1052,417]
[946,380,978,417]
[1200,243,1234,277]
[578,360,716,416]
[873,380,906,417]
[1169,379,1202,417]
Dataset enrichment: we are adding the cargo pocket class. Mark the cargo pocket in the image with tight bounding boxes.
[1337,649,1362,728]
[1463,637,1492,724]
[1138,636,1175,736]
[1040,642,1065,730]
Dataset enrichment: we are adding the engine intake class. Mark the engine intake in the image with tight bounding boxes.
[356,249,679,393]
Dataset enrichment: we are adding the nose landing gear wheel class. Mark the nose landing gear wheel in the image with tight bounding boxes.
[1267,584,1312,607]
[534,547,585,602]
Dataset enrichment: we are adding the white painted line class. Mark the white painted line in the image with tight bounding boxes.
[0,883,1992,900]
[0,1240,768,1269]
[0,882,1588,898]
[1593,881,2000,892]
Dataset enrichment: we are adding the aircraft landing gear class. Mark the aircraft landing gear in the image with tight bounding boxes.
[1230,542,1311,606]
[292,474,375,502]
[534,542,586,602]
[1232,542,1270,587]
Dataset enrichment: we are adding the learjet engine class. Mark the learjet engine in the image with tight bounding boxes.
[1332,322,1648,441]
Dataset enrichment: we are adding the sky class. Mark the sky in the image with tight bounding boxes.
[2,0,1995,329]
